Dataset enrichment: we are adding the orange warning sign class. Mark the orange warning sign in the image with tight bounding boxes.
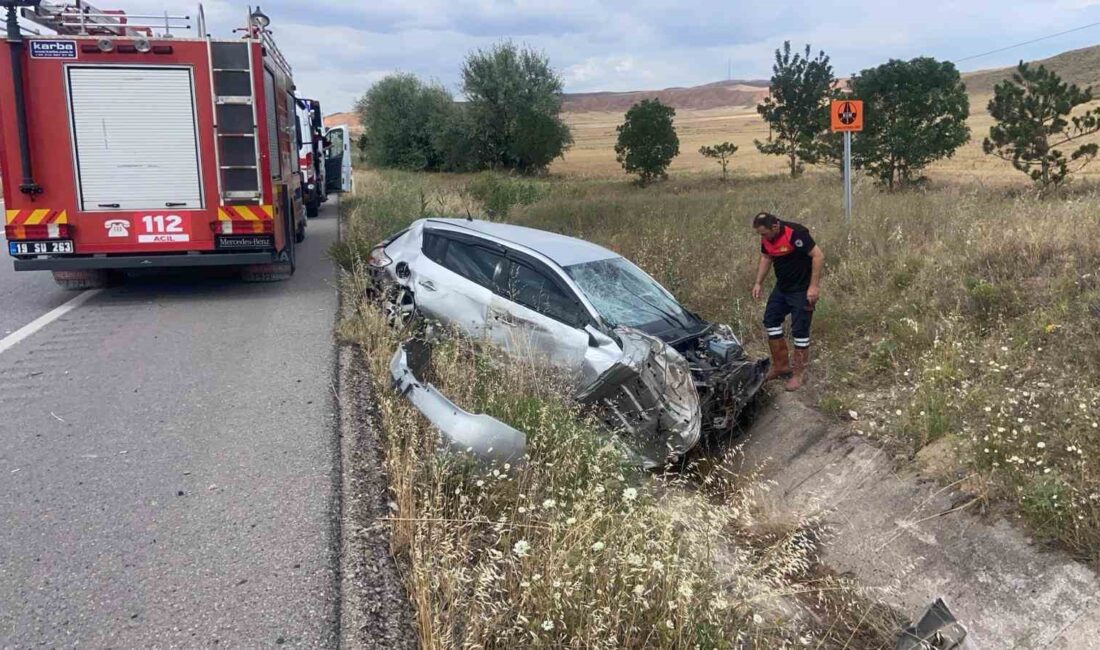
[831,99,863,133]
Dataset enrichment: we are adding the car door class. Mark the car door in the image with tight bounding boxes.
[341,128,353,193]
[487,254,591,376]
[412,229,507,338]
[324,126,351,193]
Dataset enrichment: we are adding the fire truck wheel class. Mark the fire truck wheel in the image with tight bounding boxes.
[306,199,320,219]
[242,235,295,282]
[241,263,294,282]
[51,270,111,291]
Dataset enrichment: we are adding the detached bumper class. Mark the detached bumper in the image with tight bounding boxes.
[13,252,275,271]
[390,339,527,464]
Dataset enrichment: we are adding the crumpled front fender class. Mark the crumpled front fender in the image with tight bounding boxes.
[577,328,702,468]
[390,339,527,464]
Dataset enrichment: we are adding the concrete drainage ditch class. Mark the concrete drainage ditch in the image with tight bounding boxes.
[735,392,1100,649]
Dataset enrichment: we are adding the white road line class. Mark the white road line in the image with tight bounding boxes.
[0,289,103,356]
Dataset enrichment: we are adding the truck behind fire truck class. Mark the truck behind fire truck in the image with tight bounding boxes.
[296,96,326,219]
[0,2,311,287]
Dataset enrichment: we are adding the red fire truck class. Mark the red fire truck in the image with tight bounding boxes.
[0,2,308,287]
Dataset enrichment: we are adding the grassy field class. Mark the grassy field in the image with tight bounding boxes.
[510,171,1100,562]
[336,46,1100,646]
[340,167,1100,567]
[554,98,1100,186]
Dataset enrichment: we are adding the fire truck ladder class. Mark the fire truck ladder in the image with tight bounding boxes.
[210,39,262,203]
[21,1,191,36]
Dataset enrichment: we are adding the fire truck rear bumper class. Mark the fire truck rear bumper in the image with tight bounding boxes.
[13,252,276,271]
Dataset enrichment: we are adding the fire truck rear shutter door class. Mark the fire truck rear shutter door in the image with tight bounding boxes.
[67,67,204,212]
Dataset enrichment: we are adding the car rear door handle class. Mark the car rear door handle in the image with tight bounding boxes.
[417,280,437,292]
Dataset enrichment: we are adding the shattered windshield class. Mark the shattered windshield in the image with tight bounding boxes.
[565,257,699,333]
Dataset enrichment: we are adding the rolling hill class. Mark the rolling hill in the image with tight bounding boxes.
[557,44,1100,114]
[561,79,770,113]
[962,44,1100,97]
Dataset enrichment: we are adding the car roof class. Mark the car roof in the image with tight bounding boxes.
[424,218,620,267]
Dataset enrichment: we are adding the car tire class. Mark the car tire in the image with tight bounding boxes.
[306,199,320,219]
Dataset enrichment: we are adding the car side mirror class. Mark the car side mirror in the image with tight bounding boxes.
[584,324,614,348]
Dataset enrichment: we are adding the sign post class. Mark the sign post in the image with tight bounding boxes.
[830,99,863,224]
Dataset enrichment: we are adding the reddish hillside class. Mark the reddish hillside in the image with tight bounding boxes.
[324,112,361,133]
[562,79,770,113]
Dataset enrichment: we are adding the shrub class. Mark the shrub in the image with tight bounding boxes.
[755,42,838,177]
[983,62,1100,189]
[462,42,573,174]
[699,142,739,179]
[356,75,460,171]
[465,173,548,217]
[850,58,971,189]
[615,99,680,185]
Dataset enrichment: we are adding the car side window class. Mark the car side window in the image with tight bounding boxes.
[422,231,448,265]
[504,261,586,327]
[424,232,504,290]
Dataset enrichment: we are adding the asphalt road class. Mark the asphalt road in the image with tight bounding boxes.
[0,205,340,646]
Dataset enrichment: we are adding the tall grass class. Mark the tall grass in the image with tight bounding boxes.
[337,173,903,647]
[340,168,1100,562]
[506,172,1100,560]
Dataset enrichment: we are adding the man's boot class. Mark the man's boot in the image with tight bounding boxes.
[786,347,809,391]
[765,338,791,382]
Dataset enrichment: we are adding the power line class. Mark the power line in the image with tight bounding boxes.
[955,19,1100,64]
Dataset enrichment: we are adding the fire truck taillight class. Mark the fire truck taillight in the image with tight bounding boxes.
[5,224,72,240]
[212,220,274,235]
[368,246,392,268]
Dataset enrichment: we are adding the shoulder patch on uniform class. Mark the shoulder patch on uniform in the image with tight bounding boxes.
[795,239,804,248]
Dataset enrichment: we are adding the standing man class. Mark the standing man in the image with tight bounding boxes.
[751,212,825,391]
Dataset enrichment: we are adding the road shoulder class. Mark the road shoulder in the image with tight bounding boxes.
[336,205,417,648]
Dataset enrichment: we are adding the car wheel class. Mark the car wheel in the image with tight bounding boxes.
[384,286,418,330]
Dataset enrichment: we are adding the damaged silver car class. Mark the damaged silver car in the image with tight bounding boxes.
[369,218,768,467]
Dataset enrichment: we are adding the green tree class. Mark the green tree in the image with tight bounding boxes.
[850,58,971,189]
[615,99,680,185]
[461,42,573,174]
[356,74,459,171]
[756,42,838,177]
[428,104,478,173]
[983,62,1100,189]
[699,142,739,179]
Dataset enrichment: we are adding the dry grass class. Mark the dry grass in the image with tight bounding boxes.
[554,99,1100,187]
[336,173,905,648]
[341,167,1100,564]
[506,173,1100,562]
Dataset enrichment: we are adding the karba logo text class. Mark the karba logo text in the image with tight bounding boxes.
[30,40,78,59]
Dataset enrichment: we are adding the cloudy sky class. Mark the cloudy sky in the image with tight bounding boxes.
[64,1,1100,112]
